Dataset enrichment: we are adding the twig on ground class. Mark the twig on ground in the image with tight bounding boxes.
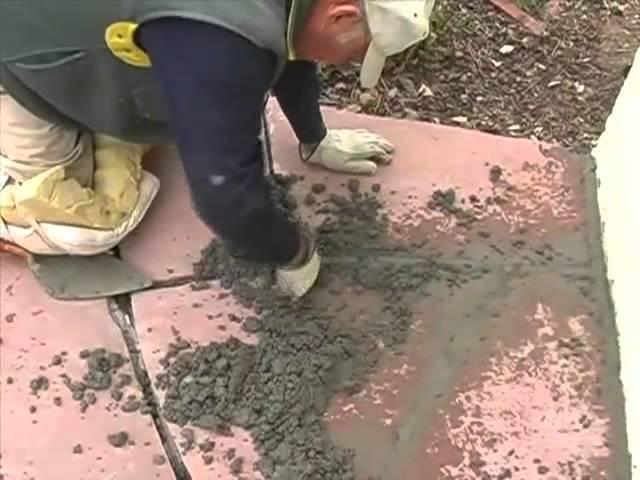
[486,0,546,36]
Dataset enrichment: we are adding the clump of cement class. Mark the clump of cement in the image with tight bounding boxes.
[58,348,148,414]
[489,165,503,183]
[159,174,477,478]
[427,188,477,228]
[107,431,129,448]
[29,375,50,395]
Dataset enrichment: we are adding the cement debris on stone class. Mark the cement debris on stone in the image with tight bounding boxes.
[153,174,487,479]
[427,188,477,228]
[55,347,151,415]
[107,431,130,448]
[29,375,50,395]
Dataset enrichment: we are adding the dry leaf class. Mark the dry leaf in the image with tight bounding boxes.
[418,84,434,97]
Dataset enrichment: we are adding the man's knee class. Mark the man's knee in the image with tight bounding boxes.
[0,90,95,187]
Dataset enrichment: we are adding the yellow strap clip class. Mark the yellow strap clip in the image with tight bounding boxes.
[105,21,151,68]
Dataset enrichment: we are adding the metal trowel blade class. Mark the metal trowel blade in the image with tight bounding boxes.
[28,254,153,300]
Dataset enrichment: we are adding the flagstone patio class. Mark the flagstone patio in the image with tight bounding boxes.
[0,103,631,479]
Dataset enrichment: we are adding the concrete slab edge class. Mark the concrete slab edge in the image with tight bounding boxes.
[592,46,640,478]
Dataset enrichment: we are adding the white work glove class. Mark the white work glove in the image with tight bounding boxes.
[276,230,321,298]
[300,129,395,176]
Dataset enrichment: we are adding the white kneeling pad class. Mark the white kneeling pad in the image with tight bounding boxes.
[0,171,159,256]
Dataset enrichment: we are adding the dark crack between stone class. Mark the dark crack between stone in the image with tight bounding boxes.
[107,295,192,480]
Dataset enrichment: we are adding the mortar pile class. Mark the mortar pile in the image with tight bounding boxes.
[156,174,472,479]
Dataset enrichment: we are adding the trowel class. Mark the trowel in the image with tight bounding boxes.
[0,240,153,300]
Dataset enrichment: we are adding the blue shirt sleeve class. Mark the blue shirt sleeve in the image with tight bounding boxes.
[272,60,327,145]
[137,18,300,265]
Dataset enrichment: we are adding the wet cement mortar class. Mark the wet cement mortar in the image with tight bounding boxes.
[27,348,151,422]
[20,347,157,455]
[156,174,486,479]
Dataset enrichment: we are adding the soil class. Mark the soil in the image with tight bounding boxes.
[154,175,487,479]
[318,0,640,153]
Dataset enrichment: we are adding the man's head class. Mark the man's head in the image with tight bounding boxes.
[293,0,435,88]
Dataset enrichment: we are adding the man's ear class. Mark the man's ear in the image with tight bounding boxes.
[327,3,362,26]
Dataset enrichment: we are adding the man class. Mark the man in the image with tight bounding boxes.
[0,0,434,296]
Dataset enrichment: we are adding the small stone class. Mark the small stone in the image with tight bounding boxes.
[371,183,381,193]
[303,193,316,206]
[51,355,63,366]
[537,465,550,475]
[152,454,166,466]
[489,165,503,183]
[229,457,244,475]
[79,349,91,359]
[241,317,260,334]
[121,398,141,413]
[347,179,360,193]
[29,375,49,394]
[53,396,63,407]
[214,423,233,437]
[215,358,229,371]
[111,389,124,402]
[107,352,126,370]
[310,183,326,194]
[115,373,132,389]
[399,77,416,94]
[86,391,97,405]
[181,428,195,445]
[198,439,216,453]
[499,44,515,55]
[202,454,214,466]
[29,405,37,414]
[73,444,83,454]
[107,431,129,448]
[358,91,376,108]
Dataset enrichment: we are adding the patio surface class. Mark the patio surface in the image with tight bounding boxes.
[0,102,631,479]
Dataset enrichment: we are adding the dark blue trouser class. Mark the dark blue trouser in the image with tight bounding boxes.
[138,18,327,265]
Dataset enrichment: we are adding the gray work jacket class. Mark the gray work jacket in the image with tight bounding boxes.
[0,0,314,144]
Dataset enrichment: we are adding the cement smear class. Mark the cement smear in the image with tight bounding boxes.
[157,174,477,479]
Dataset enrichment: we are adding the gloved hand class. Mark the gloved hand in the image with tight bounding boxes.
[276,229,321,297]
[300,129,395,176]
